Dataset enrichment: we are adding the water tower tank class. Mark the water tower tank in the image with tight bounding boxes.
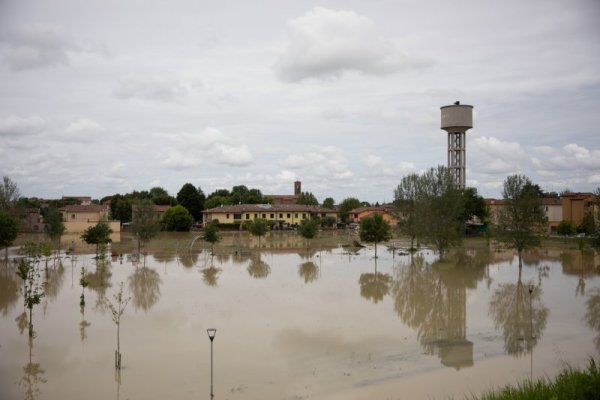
[440,102,473,189]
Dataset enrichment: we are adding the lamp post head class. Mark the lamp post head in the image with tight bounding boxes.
[207,328,216,342]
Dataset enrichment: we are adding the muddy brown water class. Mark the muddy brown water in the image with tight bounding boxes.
[1,232,599,399]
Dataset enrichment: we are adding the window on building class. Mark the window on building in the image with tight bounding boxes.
[279,213,283,218]
[270,213,274,219]
[294,213,298,218]
[262,213,266,219]
[71,214,75,219]
[226,213,230,219]
[287,213,290,218]
[254,213,258,218]
[234,213,241,220]
[302,213,306,219]
[246,214,250,220]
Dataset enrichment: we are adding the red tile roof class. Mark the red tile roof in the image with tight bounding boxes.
[59,204,107,213]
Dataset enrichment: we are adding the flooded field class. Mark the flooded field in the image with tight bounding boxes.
[1,231,600,400]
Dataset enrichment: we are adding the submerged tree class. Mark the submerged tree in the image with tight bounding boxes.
[394,173,421,250]
[298,218,319,250]
[44,207,65,261]
[107,282,131,369]
[79,267,89,306]
[18,244,45,337]
[359,213,391,259]
[131,199,160,258]
[247,219,269,248]
[81,221,113,258]
[495,175,547,265]
[203,221,220,256]
[0,209,19,263]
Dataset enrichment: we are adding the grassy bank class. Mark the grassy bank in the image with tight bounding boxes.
[473,359,600,400]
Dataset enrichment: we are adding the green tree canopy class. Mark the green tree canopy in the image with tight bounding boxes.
[298,218,319,249]
[557,220,574,236]
[394,173,421,250]
[0,176,20,211]
[204,195,231,210]
[44,207,65,241]
[460,187,488,223]
[338,197,362,223]
[149,187,177,205]
[359,213,392,258]
[176,183,204,221]
[161,205,193,231]
[203,221,220,255]
[131,199,161,254]
[297,192,319,206]
[322,197,335,209]
[247,218,269,247]
[81,221,113,257]
[0,210,19,261]
[496,175,547,262]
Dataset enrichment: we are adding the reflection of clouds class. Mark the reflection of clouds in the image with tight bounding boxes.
[489,281,548,357]
[298,261,319,283]
[128,267,162,312]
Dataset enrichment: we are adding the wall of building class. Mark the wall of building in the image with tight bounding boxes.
[63,220,121,233]
[205,210,337,226]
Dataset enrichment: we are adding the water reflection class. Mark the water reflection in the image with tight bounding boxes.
[19,336,46,400]
[79,303,91,343]
[128,267,162,312]
[298,261,319,283]
[201,266,222,287]
[359,260,392,304]
[248,254,270,279]
[489,270,548,357]
[585,287,600,352]
[0,266,20,316]
[178,252,199,268]
[43,262,65,301]
[392,251,486,369]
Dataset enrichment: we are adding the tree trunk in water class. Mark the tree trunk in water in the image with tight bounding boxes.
[28,307,33,337]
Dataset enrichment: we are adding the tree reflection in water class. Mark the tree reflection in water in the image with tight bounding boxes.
[359,259,392,304]
[0,266,20,316]
[489,266,548,357]
[298,261,319,283]
[178,252,199,268]
[79,303,91,343]
[19,336,46,400]
[247,253,270,279]
[43,262,65,301]
[128,267,162,312]
[201,266,222,287]
[392,251,486,369]
[585,287,600,352]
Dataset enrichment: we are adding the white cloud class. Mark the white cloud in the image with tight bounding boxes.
[275,7,431,82]
[0,24,96,71]
[0,115,45,136]
[114,78,190,103]
[471,136,528,174]
[159,127,254,169]
[281,147,353,179]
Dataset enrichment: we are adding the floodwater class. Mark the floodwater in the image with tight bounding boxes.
[1,231,600,400]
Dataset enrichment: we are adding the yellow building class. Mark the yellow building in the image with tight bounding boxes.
[347,206,398,226]
[202,204,337,228]
[561,192,597,227]
[59,204,121,233]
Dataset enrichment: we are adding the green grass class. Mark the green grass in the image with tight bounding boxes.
[473,359,600,400]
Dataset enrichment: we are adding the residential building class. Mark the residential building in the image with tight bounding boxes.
[131,204,171,224]
[202,203,337,228]
[20,208,45,233]
[59,204,120,233]
[347,205,397,226]
[561,192,597,227]
[486,197,564,235]
[265,180,302,205]
[61,196,92,205]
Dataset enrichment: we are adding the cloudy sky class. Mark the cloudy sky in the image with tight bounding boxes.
[1,0,599,203]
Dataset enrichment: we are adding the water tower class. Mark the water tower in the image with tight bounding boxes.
[441,102,473,189]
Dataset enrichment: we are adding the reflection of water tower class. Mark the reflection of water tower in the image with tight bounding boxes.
[441,102,474,189]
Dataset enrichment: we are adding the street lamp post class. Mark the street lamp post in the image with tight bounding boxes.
[207,328,216,399]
